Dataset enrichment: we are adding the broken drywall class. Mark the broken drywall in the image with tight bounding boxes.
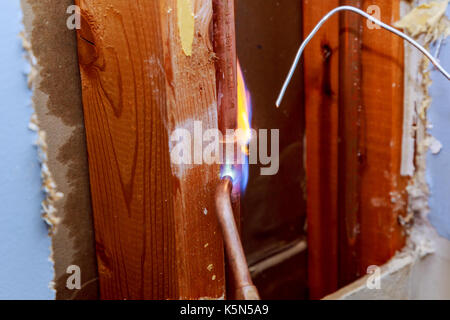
[21,0,98,299]
[399,0,450,176]
[397,0,449,226]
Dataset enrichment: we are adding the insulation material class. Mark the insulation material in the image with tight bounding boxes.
[395,0,449,39]
[21,0,98,299]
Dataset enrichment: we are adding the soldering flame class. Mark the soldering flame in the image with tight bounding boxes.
[220,60,252,192]
[237,60,252,154]
[236,60,252,192]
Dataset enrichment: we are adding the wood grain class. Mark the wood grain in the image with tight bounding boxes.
[75,0,225,299]
[359,0,407,274]
[303,0,408,298]
[303,0,340,299]
[338,0,363,288]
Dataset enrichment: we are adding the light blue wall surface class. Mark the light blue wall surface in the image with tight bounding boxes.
[0,1,54,299]
[427,8,450,240]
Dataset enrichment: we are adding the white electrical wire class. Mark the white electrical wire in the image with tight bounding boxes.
[276,5,450,107]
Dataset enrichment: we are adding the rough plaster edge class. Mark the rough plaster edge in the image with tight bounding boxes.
[20,27,61,294]
[399,0,449,225]
[20,0,98,299]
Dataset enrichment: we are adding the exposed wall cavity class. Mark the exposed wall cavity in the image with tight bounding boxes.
[21,0,98,299]
[327,0,450,299]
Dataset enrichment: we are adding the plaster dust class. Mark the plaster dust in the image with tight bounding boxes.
[21,0,98,299]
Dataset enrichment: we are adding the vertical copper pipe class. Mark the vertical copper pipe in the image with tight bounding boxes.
[213,0,241,199]
[213,0,242,298]
[215,177,260,300]
[213,0,238,133]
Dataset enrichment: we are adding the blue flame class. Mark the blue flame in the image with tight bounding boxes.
[221,163,236,182]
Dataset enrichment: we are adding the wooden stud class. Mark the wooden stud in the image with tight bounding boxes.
[75,0,225,299]
[303,0,408,297]
[359,0,407,273]
[338,0,363,287]
[303,0,340,299]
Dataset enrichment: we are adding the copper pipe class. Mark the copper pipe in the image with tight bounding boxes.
[213,0,238,133]
[215,176,260,300]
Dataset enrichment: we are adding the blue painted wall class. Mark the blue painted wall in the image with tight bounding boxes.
[0,1,54,299]
[427,8,450,240]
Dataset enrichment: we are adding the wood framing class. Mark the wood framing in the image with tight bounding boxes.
[338,0,363,288]
[303,0,408,298]
[75,0,226,299]
[358,0,408,275]
[303,0,340,299]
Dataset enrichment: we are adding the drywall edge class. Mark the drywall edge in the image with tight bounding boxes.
[21,0,98,299]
